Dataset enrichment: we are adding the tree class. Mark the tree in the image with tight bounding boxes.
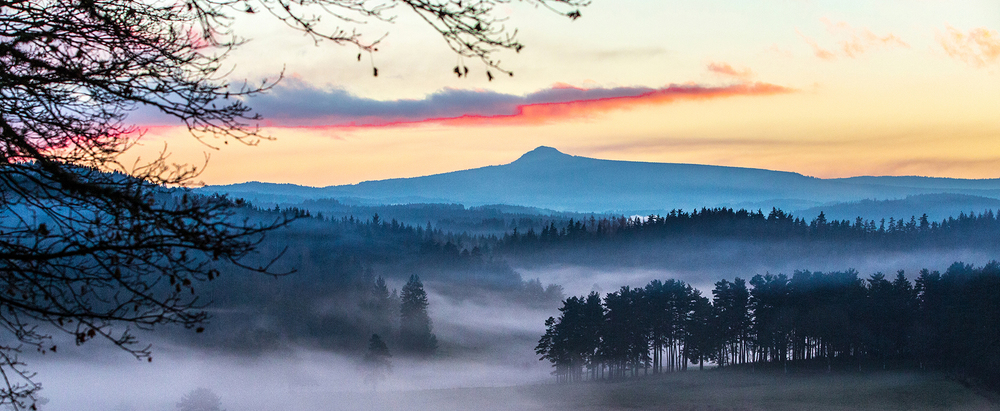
[535,292,603,382]
[601,286,650,378]
[683,291,716,370]
[536,315,568,381]
[398,275,436,355]
[749,273,793,369]
[887,270,916,360]
[363,276,394,342]
[1,0,586,406]
[711,278,751,366]
[176,388,223,411]
[361,333,392,388]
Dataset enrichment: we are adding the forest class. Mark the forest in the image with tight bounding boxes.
[8,187,999,409]
[535,262,1000,391]
[260,203,1000,259]
[497,207,1000,250]
[189,200,1000,363]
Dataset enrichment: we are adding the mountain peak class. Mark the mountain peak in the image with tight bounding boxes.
[514,146,569,163]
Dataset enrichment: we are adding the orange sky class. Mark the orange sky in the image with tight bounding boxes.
[127,1,1000,187]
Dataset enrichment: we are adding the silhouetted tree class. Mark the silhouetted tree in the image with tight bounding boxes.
[644,279,695,373]
[749,273,793,368]
[0,0,587,404]
[712,278,751,366]
[399,275,436,355]
[536,315,568,381]
[684,291,717,370]
[887,271,916,362]
[364,276,395,342]
[601,286,650,377]
[536,292,604,382]
[539,261,1000,388]
[537,296,581,382]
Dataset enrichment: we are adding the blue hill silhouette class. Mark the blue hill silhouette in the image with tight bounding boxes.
[203,147,1000,214]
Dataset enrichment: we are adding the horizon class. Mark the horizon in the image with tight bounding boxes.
[117,1,999,187]
[207,145,1000,188]
[8,2,1000,410]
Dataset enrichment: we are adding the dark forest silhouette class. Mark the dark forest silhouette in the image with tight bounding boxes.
[499,207,1000,250]
[536,262,1000,390]
[268,205,1000,258]
[201,202,1000,355]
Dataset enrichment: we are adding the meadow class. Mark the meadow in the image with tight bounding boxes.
[310,370,999,411]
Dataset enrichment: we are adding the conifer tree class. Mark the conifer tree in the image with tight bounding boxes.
[365,276,395,343]
[362,334,392,388]
[399,275,437,355]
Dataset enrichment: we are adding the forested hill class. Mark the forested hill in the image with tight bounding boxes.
[174,195,1000,358]
[201,146,1000,214]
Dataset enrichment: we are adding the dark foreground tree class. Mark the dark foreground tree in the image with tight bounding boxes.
[535,292,602,382]
[0,0,586,407]
[399,275,437,355]
[539,262,1000,389]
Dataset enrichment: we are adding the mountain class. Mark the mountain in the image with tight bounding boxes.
[202,146,1000,214]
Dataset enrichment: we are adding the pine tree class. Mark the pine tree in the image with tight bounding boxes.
[362,334,392,388]
[399,275,437,355]
[366,276,394,342]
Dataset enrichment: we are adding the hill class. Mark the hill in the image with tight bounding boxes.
[202,147,1000,214]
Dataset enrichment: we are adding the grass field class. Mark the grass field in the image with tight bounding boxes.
[323,370,999,411]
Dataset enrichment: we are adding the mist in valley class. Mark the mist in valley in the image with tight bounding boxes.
[10,183,1000,411]
[23,280,561,411]
[18,212,1000,411]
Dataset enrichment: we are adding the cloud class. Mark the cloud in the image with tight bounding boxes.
[707,62,755,80]
[822,18,908,57]
[242,79,795,129]
[938,26,1000,68]
[797,29,836,60]
[798,19,908,61]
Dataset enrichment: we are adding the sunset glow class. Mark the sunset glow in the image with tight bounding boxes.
[128,0,1000,186]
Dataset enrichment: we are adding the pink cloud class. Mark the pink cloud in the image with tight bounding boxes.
[938,26,1000,68]
[706,62,755,80]
[197,80,796,130]
[797,29,836,60]
[444,82,794,128]
[799,19,908,61]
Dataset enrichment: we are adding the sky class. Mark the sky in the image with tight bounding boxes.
[128,0,1000,187]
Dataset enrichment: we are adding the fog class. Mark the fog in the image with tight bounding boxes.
[517,242,1000,296]
[19,237,1000,410]
[24,284,557,411]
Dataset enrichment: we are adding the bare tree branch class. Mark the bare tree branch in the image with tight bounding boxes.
[0,0,586,407]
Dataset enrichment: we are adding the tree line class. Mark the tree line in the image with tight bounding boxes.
[261,202,1000,260]
[162,204,562,355]
[502,208,1000,250]
[536,262,1000,389]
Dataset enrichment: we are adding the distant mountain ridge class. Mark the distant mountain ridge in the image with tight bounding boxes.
[796,193,1000,223]
[202,146,1000,215]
